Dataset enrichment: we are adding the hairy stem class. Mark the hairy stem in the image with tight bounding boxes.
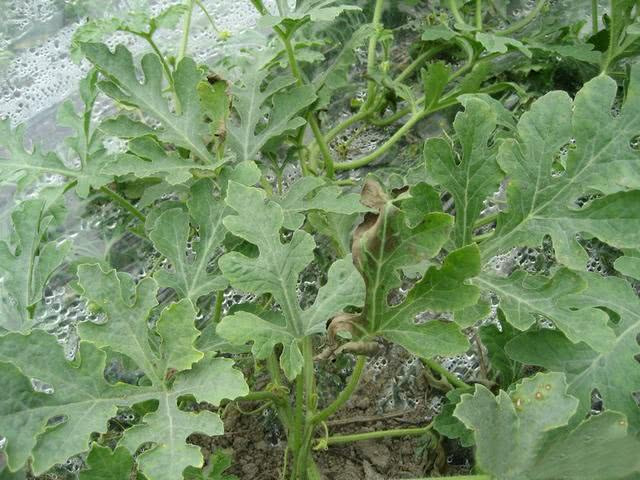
[177,0,195,63]
[475,0,483,30]
[308,115,335,178]
[422,358,470,390]
[363,0,386,109]
[321,423,433,446]
[312,355,366,424]
[591,0,599,36]
[99,187,145,222]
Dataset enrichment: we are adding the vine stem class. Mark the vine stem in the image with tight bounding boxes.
[591,0,598,36]
[274,26,334,177]
[422,358,470,390]
[363,0,386,109]
[395,45,445,84]
[320,423,433,446]
[177,0,195,63]
[312,355,366,424]
[448,0,470,27]
[475,0,483,30]
[99,187,145,222]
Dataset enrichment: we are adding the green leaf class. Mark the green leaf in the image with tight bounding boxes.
[350,179,478,358]
[614,254,640,279]
[259,0,360,29]
[475,269,616,353]
[307,212,359,258]
[58,69,113,197]
[79,445,138,480]
[71,5,188,62]
[183,451,238,480]
[0,200,71,332]
[313,25,374,107]
[103,136,219,185]
[157,299,203,374]
[0,331,143,474]
[475,32,532,57]
[454,372,640,479]
[505,272,640,430]
[81,43,217,165]
[528,42,602,64]
[226,62,316,162]
[275,176,370,230]
[421,24,457,41]
[149,179,228,303]
[73,264,247,479]
[120,355,245,480]
[421,62,450,110]
[433,388,474,447]
[482,66,640,268]
[77,264,162,382]
[0,119,78,188]
[424,97,501,247]
[478,319,520,386]
[217,182,365,379]
[198,78,231,141]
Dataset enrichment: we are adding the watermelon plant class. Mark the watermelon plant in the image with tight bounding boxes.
[2,0,640,479]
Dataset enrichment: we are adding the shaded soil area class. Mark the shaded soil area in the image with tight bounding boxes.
[195,344,474,479]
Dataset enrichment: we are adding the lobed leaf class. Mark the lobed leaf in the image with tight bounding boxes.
[81,43,217,166]
[217,181,364,379]
[481,66,640,268]
[226,61,316,162]
[0,200,71,332]
[349,179,480,358]
[505,272,640,431]
[454,372,640,479]
[424,97,502,247]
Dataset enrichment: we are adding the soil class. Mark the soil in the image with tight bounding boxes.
[194,343,474,479]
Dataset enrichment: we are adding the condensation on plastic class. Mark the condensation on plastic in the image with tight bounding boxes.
[0,0,283,128]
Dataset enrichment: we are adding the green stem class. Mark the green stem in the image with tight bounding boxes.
[497,0,547,36]
[277,27,303,84]
[308,115,335,178]
[334,109,431,171]
[448,0,469,27]
[312,355,366,424]
[475,0,483,30]
[213,290,224,324]
[474,212,498,229]
[177,0,195,63]
[321,423,433,446]
[238,391,285,404]
[363,0,386,109]
[99,187,145,222]
[422,358,470,390]
[140,34,174,86]
[267,352,284,387]
[194,0,220,34]
[395,45,445,84]
[591,0,599,36]
[249,0,268,15]
[302,338,316,414]
[474,231,495,243]
[294,374,305,452]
